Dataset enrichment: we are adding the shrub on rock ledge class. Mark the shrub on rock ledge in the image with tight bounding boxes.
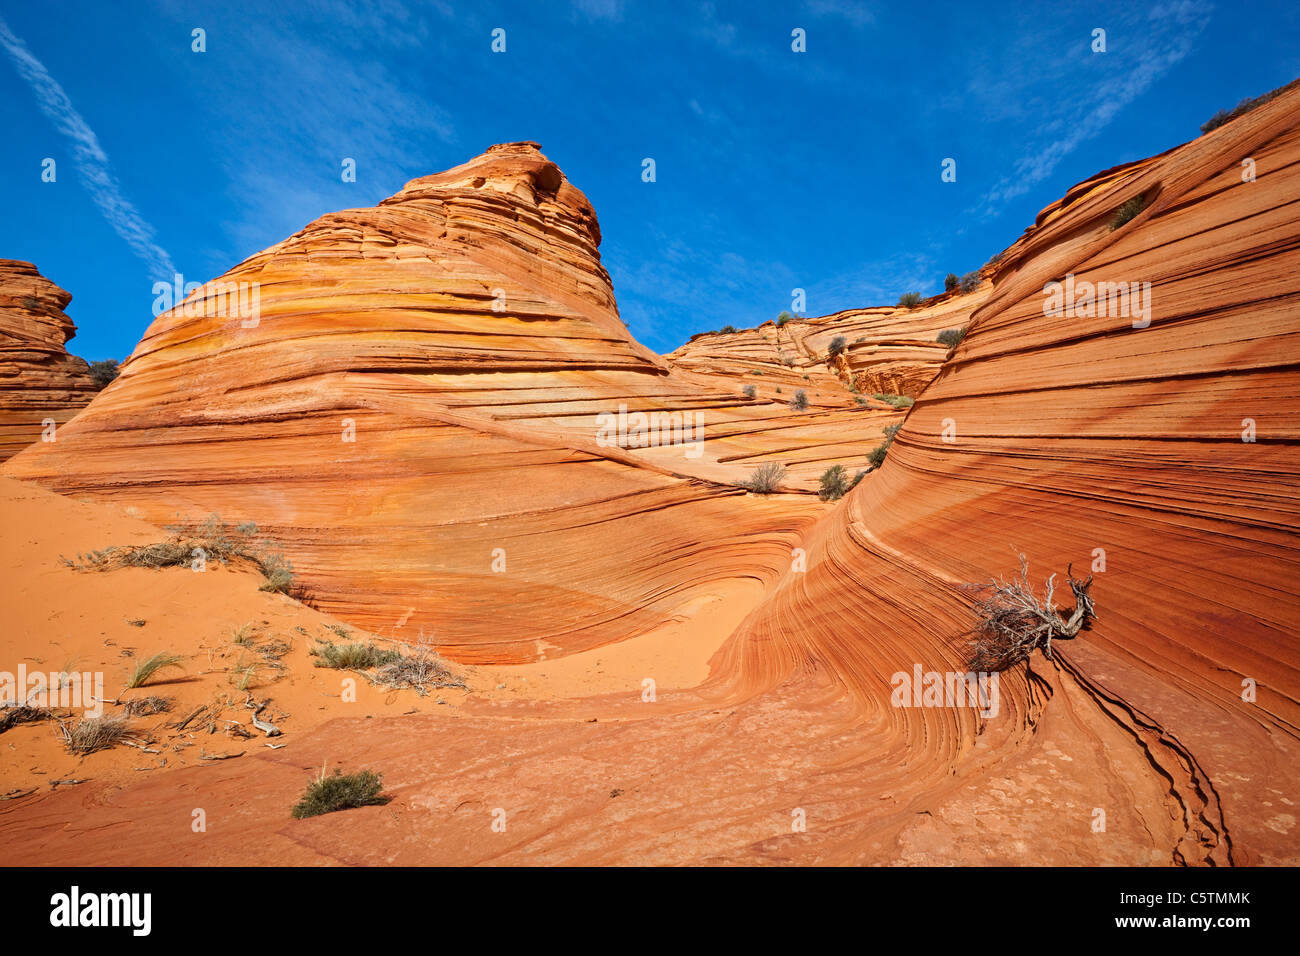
[964,556,1097,671]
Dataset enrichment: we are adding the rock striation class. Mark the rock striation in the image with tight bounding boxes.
[0,260,98,461]
[5,91,1300,867]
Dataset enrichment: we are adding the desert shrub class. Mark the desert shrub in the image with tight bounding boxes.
[965,557,1097,671]
[88,359,119,389]
[776,311,793,326]
[370,636,465,695]
[828,335,847,358]
[1109,194,1148,230]
[125,652,185,689]
[937,326,968,348]
[790,389,809,411]
[70,514,295,595]
[897,292,922,308]
[818,464,850,501]
[58,715,132,755]
[782,355,796,366]
[259,551,295,594]
[738,462,786,494]
[742,384,757,399]
[291,767,387,819]
[872,393,914,409]
[1200,81,1296,133]
[944,273,959,292]
[867,423,902,468]
[310,639,401,670]
[720,324,737,334]
[0,704,52,734]
[122,695,173,717]
[959,271,981,293]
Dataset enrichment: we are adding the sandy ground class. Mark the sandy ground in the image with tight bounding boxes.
[0,475,757,807]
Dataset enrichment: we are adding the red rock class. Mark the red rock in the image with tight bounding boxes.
[0,260,98,461]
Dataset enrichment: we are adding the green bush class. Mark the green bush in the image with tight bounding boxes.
[88,359,119,389]
[776,311,793,326]
[310,639,402,670]
[818,465,850,501]
[292,768,387,819]
[872,393,914,409]
[959,271,980,293]
[720,324,737,334]
[1201,82,1294,133]
[867,423,903,469]
[739,462,786,494]
[828,335,847,358]
[1109,194,1147,230]
[897,292,922,308]
[790,389,809,411]
[937,327,967,348]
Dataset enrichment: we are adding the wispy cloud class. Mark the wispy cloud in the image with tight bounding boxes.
[803,1,875,28]
[152,0,456,265]
[571,0,626,22]
[0,14,175,279]
[974,1,1213,215]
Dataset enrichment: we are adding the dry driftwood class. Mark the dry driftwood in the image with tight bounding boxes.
[198,747,245,761]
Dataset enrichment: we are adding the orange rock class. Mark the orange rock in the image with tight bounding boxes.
[4,88,1300,866]
[0,260,98,461]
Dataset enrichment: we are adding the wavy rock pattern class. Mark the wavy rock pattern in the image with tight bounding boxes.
[4,89,1300,866]
[0,260,97,461]
[732,84,1300,864]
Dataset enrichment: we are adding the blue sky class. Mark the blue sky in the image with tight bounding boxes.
[1,0,1297,360]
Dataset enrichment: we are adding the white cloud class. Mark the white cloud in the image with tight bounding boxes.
[976,2,1213,214]
[0,14,175,280]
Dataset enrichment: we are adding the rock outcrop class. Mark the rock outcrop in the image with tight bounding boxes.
[0,260,98,461]
[3,143,861,660]
[729,81,1300,864]
[4,91,1299,867]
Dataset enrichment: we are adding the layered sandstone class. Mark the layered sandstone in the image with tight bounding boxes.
[3,143,857,662]
[0,260,98,461]
[727,82,1300,864]
[4,93,1300,868]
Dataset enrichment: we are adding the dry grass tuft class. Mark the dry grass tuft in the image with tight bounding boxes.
[59,715,133,754]
[126,652,185,689]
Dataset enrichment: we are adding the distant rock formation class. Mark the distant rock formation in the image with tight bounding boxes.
[0,260,98,461]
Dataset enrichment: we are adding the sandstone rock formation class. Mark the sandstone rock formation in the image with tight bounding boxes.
[730,82,1300,864]
[2,143,869,662]
[4,90,1299,867]
[0,260,98,461]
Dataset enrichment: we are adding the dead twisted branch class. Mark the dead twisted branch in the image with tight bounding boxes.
[965,554,1097,672]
